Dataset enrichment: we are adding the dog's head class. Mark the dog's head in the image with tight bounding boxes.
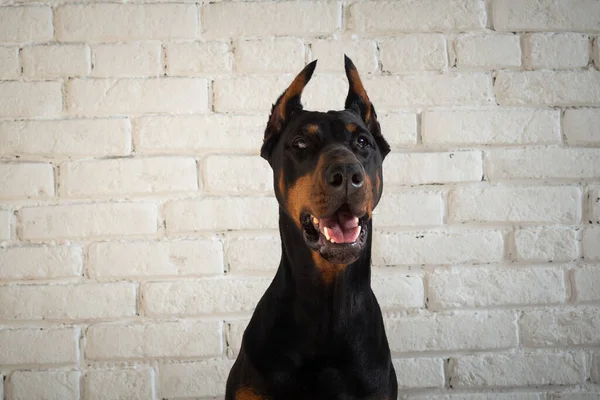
[261,56,390,266]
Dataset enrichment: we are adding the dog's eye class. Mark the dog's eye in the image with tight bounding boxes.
[292,137,308,149]
[356,135,370,148]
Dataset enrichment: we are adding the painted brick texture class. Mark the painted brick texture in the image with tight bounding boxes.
[0,0,599,399]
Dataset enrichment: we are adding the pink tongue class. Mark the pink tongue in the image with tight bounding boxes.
[320,212,360,243]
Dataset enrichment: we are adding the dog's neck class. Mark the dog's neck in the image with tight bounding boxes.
[274,208,373,313]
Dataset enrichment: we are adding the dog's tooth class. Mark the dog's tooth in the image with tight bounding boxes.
[356,225,362,236]
[323,227,331,241]
[312,216,319,226]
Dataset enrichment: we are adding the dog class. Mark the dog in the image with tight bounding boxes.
[225,56,397,399]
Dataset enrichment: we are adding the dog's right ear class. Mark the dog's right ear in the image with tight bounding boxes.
[261,60,317,161]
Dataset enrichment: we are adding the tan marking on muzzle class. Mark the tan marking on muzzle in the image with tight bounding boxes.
[311,252,347,285]
[235,387,265,400]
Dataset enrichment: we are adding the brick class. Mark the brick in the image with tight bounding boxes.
[422,109,560,145]
[227,320,247,357]
[203,1,340,37]
[449,351,587,387]
[142,277,270,316]
[524,33,590,69]
[20,202,157,240]
[0,81,62,117]
[60,157,198,197]
[68,78,209,116]
[379,34,446,72]
[373,229,504,265]
[85,368,154,400]
[495,71,600,106]
[0,118,131,157]
[236,38,305,73]
[450,186,581,224]
[455,34,521,69]
[0,282,136,320]
[0,6,52,43]
[564,109,600,145]
[136,114,264,154]
[373,190,443,227]
[350,0,486,33]
[520,306,600,347]
[410,394,541,400]
[159,360,234,398]
[377,112,417,147]
[0,327,78,365]
[227,235,281,273]
[165,197,277,233]
[56,4,198,42]
[12,370,80,400]
[385,311,517,352]
[547,392,600,400]
[0,209,10,240]
[385,151,482,185]
[310,39,377,73]
[513,227,579,262]
[22,44,90,77]
[301,75,348,111]
[0,46,19,78]
[583,227,600,260]
[93,42,161,77]
[367,74,492,107]
[204,155,272,194]
[86,321,222,360]
[486,148,600,180]
[392,358,444,389]
[166,41,232,75]
[573,265,600,302]
[493,0,600,32]
[371,269,424,309]
[214,74,348,112]
[589,186,600,223]
[0,163,54,199]
[593,352,600,384]
[88,239,223,278]
[595,37,600,67]
[0,245,82,280]
[428,267,566,309]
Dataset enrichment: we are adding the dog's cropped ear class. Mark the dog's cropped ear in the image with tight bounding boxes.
[344,55,390,158]
[261,60,317,161]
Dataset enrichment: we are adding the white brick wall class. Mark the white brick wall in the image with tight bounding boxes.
[523,33,590,69]
[0,245,82,280]
[85,368,155,400]
[1,0,599,398]
[85,321,222,360]
[22,44,90,77]
[423,109,560,146]
[92,42,162,78]
[11,370,80,400]
[455,34,521,69]
[0,327,78,365]
[379,35,447,72]
[0,46,19,78]
[449,351,587,387]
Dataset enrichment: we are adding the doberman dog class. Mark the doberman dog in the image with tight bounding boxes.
[225,56,397,399]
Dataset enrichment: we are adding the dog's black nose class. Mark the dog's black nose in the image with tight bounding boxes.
[325,163,364,194]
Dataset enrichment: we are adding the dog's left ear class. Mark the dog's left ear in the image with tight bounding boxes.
[344,55,390,159]
[261,60,317,161]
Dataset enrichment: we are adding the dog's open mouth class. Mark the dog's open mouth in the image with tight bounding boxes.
[301,204,368,264]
